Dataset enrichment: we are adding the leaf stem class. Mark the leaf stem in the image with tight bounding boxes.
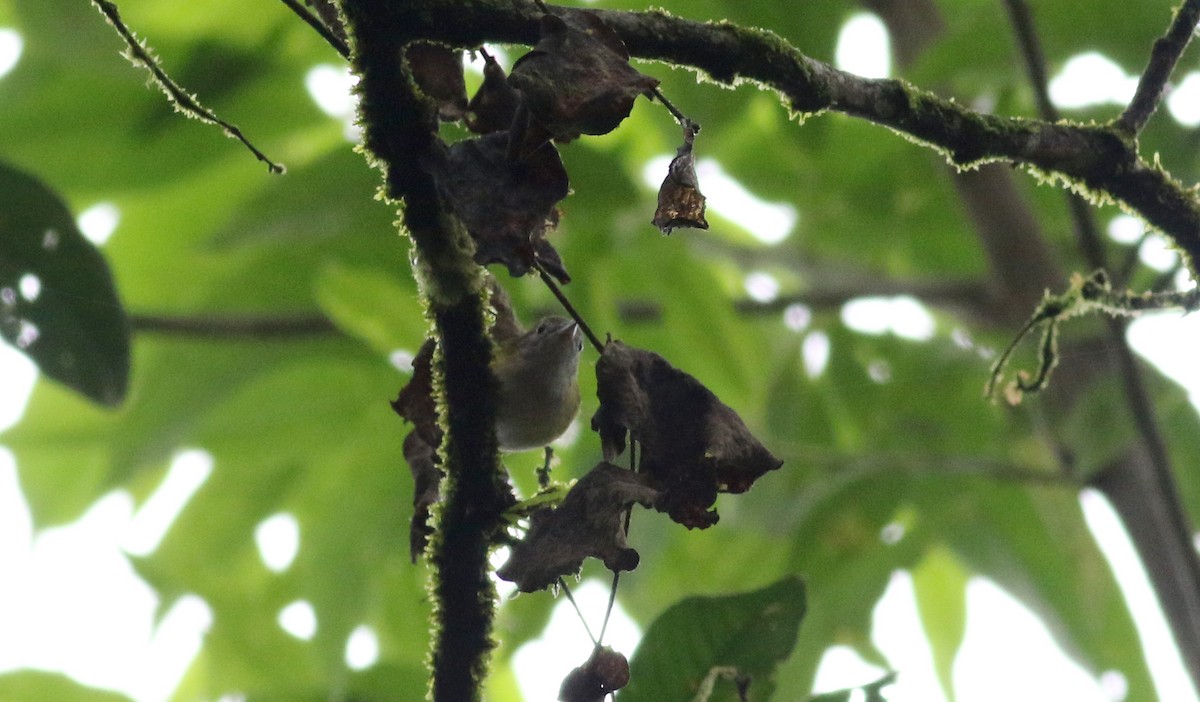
[534,260,606,354]
[558,578,598,645]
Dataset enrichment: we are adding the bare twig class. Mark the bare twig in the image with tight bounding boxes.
[1119,0,1200,134]
[533,260,606,354]
[558,578,598,645]
[90,0,285,174]
[1005,2,1200,686]
[280,0,351,59]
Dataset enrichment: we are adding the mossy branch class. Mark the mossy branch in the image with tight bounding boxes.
[91,0,285,173]
[1119,0,1200,135]
[339,2,512,700]
[376,0,1200,276]
[986,270,1200,403]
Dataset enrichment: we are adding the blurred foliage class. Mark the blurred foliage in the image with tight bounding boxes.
[1,0,1199,700]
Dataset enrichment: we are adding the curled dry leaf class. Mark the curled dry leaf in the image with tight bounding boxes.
[591,341,783,528]
[497,462,659,592]
[559,646,631,702]
[467,50,521,134]
[403,430,441,562]
[391,338,443,560]
[508,10,659,141]
[429,132,571,282]
[405,42,469,122]
[653,125,708,233]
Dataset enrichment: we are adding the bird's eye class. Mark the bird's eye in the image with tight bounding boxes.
[535,322,548,335]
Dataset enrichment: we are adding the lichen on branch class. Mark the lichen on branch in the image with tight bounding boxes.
[376,0,1200,276]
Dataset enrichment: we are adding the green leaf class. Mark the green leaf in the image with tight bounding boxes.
[0,670,135,702]
[0,161,129,405]
[912,546,968,701]
[621,576,806,702]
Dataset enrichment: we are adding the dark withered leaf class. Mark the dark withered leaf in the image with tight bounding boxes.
[497,462,659,592]
[391,338,441,448]
[392,338,444,561]
[591,341,783,529]
[430,132,570,280]
[559,647,631,702]
[653,125,708,233]
[508,10,659,140]
[406,42,469,122]
[467,50,521,134]
[404,430,442,562]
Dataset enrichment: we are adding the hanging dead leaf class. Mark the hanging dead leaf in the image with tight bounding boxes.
[429,132,570,282]
[403,430,442,562]
[405,42,469,122]
[653,125,708,233]
[497,462,659,592]
[391,339,444,560]
[559,646,630,702]
[508,10,659,141]
[591,341,783,528]
[467,50,521,134]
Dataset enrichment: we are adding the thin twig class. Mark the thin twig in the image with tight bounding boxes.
[279,0,351,59]
[131,313,338,338]
[650,86,697,132]
[1005,0,1200,676]
[91,0,285,174]
[558,578,598,645]
[1119,0,1200,134]
[533,260,606,354]
[600,441,637,645]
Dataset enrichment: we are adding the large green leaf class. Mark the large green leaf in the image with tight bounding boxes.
[0,162,129,405]
[0,671,134,702]
[621,576,806,702]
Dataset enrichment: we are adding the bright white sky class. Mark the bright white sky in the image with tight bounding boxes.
[3,10,1200,702]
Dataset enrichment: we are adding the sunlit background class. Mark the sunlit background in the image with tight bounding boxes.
[3,10,1200,702]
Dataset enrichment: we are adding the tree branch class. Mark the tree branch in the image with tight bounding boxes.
[1119,0,1200,135]
[1003,1,1200,688]
[279,0,350,59]
[131,313,338,338]
[383,1,1200,274]
[340,2,512,700]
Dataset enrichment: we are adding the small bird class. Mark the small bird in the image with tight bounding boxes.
[492,315,584,451]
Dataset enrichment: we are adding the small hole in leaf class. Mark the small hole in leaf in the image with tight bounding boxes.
[744,271,780,303]
[345,625,379,670]
[783,304,811,332]
[41,229,59,251]
[802,331,830,379]
[16,319,39,349]
[389,348,415,372]
[879,522,905,544]
[77,202,120,245]
[278,600,318,641]
[0,29,23,79]
[1099,670,1128,701]
[254,512,300,573]
[18,274,40,302]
